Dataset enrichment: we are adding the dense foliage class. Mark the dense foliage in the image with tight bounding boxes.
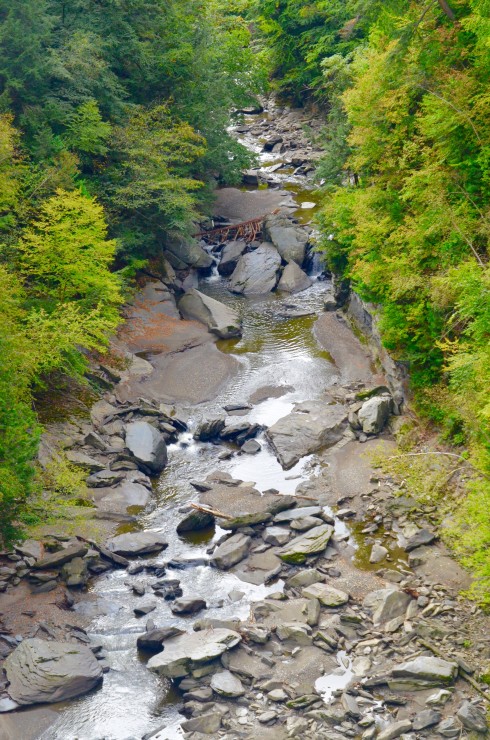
[0,0,263,543]
[256,0,490,600]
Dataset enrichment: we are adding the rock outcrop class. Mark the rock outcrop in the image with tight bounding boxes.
[178,289,242,339]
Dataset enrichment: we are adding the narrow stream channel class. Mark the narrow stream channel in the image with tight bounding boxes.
[40,110,375,740]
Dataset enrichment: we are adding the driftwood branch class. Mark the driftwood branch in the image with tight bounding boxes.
[417,638,490,703]
[190,503,233,520]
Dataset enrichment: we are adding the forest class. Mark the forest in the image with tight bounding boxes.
[1,0,490,600]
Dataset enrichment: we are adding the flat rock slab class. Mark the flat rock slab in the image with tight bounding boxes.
[147,628,241,678]
[302,583,349,607]
[105,531,168,557]
[211,533,251,570]
[266,401,347,469]
[211,670,245,698]
[279,524,334,564]
[92,480,151,515]
[200,484,296,529]
[33,544,88,570]
[252,598,319,630]
[5,638,103,705]
[392,657,458,684]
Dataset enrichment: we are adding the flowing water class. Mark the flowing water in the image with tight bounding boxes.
[39,114,376,740]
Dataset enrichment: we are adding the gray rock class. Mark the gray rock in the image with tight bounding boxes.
[437,718,462,737]
[147,628,241,678]
[363,588,412,625]
[0,697,19,712]
[61,557,88,588]
[134,602,157,616]
[15,539,43,561]
[230,244,282,295]
[290,515,323,532]
[218,240,247,276]
[33,543,88,570]
[4,638,103,705]
[287,569,324,589]
[105,532,167,557]
[278,261,313,293]
[210,669,245,698]
[65,450,105,471]
[181,712,222,735]
[358,395,392,434]
[377,719,413,740]
[258,711,278,723]
[274,506,322,523]
[86,469,125,488]
[170,599,206,615]
[163,234,213,270]
[392,657,458,684]
[266,401,348,469]
[276,621,312,645]
[241,439,261,454]
[369,544,388,564]
[279,524,334,564]
[268,688,288,702]
[264,526,290,547]
[264,214,309,264]
[178,289,241,339]
[302,583,349,607]
[177,509,214,534]
[412,709,442,731]
[404,528,436,552]
[457,701,488,733]
[194,416,226,441]
[210,533,251,569]
[125,421,167,473]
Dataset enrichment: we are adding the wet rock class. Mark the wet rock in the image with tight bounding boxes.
[363,588,412,625]
[240,439,261,454]
[151,578,182,600]
[170,598,207,616]
[137,627,184,652]
[178,289,242,339]
[277,261,312,293]
[412,709,442,731]
[134,602,157,616]
[220,420,261,442]
[210,533,251,569]
[279,524,334,564]
[357,395,392,434]
[33,543,88,570]
[391,657,458,685]
[264,214,309,264]
[125,421,167,474]
[369,544,388,564]
[242,170,259,185]
[218,240,247,276]
[194,417,226,442]
[181,712,222,735]
[105,532,168,557]
[4,638,103,705]
[457,701,488,733]
[302,583,349,607]
[177,510,214,534]
[163,234,213,270]
[147,628,241,678]
[266,401,348,469]
[377,719,413,740]
[210,669,245,698]
[230,244,282,295]
[404,528,436,552]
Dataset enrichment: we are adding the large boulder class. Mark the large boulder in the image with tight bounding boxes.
[147,628,241,678]
[33,543,88,570]
[279,524,334,564]
[178,289,241,339]
[218,240,247,276]
[363,588,412,625]
[277,261,312,293]
[264,213,309,265]
[4,638,103,705]
[163,235,213,270]
[105,531,167,557]
[125,421,167,473]
[266,401,348,469]
[391,657,458,685]
[229,244,282,295]
[358,395,392,434]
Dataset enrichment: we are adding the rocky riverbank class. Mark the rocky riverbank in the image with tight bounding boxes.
[1,99,489,740]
